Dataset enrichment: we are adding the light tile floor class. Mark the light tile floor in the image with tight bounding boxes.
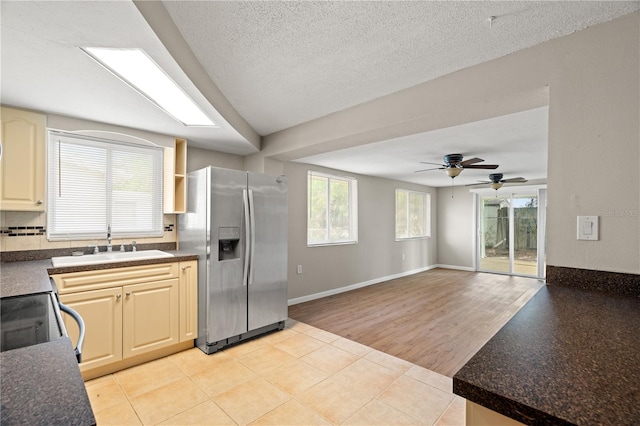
[85,319,465,425]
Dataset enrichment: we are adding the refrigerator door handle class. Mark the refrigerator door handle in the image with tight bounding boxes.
[248,189,256,285]
[242,189,250,286]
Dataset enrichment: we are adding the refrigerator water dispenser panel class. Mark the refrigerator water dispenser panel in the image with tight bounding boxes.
[219,227,240,260]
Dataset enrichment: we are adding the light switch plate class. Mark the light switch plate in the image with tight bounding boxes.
[577,216,599,240]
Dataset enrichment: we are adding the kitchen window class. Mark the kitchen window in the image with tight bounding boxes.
[47,131,163,240]
[395,189,430,239]
[307,171,358,246]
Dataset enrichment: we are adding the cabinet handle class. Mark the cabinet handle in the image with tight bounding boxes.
[116,294,121,300]
[36,200,43,205]
[125,292,131,298]
[182,265,191,271]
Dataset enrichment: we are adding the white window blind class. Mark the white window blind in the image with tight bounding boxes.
[47,131,163,240]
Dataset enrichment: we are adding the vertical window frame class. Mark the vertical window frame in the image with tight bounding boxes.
[46,130,164,241]
[395,188,431,240]
[307,170,358,246]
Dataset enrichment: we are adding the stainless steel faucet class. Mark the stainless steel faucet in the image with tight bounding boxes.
[106,225,112,252]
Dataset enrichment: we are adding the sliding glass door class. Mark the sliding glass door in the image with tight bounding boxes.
[477,188,545,278]
[479,196,511,273]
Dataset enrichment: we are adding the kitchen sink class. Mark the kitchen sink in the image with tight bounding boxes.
[51,250,174,268]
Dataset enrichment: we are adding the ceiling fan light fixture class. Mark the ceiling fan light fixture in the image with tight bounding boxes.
[445,167,463,178]
[491,182,503,190]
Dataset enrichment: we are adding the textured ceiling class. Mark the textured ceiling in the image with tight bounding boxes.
[295,106,549,188]
[0,1,256,154]
[163,1,639,135]
[2,1,639,186]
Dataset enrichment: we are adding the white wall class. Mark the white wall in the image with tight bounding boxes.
[186,146,243,173]
[47,113,175,148]
[259,13,639,277]
[544,15,639,274]
[436,186,475,269]
[285,161,437,301]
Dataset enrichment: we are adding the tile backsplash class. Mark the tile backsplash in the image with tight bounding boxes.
[0,211,177,254]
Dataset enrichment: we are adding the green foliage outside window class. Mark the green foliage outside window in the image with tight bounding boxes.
[396,189,430,239]
[308,172,357,245]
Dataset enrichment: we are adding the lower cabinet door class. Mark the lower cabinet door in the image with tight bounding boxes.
[179,260,198,342]
[60,287,123,371]
[122,278,179,358]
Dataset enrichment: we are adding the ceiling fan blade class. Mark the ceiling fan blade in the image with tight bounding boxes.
[419,161,445,166]
[460,157,484,167]
[465,181,491,186]
[462,164,499,169]
[414,167,444,173]
[502,177,527,183]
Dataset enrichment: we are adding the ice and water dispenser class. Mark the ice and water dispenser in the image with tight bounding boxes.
[218,227,240,261]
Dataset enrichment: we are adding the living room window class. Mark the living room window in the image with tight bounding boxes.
[307,170,358,246]
[395,189,430,239]
[47,131,163,240]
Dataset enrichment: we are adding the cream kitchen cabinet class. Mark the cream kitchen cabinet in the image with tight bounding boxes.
[466,401,525,426]
[53,261,196,378]
[123,279,179,358]
[0,106,46,211]
[179,260,198,342]
[59,286,123,371]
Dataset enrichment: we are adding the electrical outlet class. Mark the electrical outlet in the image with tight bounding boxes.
[297,265,303,274]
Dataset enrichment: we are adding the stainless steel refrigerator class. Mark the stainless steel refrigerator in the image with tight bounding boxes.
[178,166,287,354]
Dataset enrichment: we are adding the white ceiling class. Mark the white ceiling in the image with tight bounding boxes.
[296,106,549,188]
[0,1,256,154]
[162,1,637,135]
[2,1,638,186]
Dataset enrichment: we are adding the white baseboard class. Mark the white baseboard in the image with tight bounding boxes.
[434,264,475,271]
[288,265,439,306]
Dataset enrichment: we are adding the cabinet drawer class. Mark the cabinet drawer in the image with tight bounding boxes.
[52,263,179,294]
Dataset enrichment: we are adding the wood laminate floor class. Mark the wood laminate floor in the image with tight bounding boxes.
[288,268,544,378]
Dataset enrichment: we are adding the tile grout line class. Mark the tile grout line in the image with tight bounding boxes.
[86,319,461,425]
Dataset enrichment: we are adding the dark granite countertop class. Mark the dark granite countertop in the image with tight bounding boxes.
[1,338,96,425]
[453,285,640,425]
[0,259,53,298]
[46,250,198,275]
[0,252,198,297]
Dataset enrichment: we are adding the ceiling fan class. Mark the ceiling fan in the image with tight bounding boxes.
[415,153,499,178]
[467,173,528,190]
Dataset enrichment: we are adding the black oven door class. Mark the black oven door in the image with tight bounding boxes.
[0,292,64,351]
[0,292,85,362]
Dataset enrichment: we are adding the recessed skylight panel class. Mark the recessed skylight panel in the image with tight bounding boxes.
[83,47,215,127]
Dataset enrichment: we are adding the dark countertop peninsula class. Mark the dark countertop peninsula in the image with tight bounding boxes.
[453,284,640,425]
[1,338,96,426]
[0,251,197,425]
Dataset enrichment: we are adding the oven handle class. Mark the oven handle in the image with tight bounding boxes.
[58,302,85,363]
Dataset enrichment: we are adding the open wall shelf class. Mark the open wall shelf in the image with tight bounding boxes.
[164,138,187,214]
